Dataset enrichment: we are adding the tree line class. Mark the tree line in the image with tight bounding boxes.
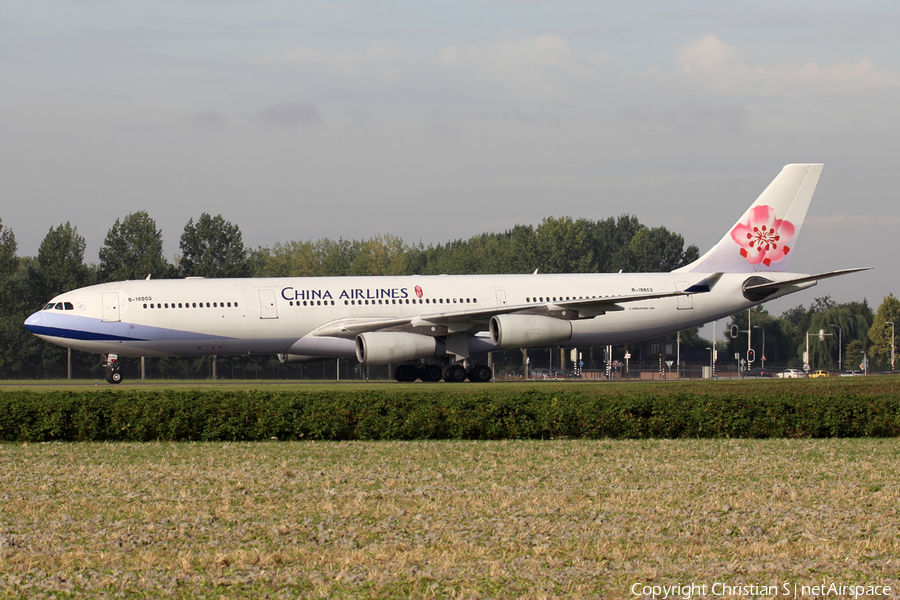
[0,211,895,379]
[0,212,700,379]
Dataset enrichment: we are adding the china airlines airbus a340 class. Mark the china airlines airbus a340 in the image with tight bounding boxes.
[25,164,867,383]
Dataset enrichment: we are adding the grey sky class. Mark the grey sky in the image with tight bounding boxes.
[2,1,898,322]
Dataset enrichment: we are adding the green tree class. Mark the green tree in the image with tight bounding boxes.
[353,234,409,276]
[255,240,323,277]
[98,212,172,282]
[845,339,868,372]
[798,297,872,370]
[34,222,92,300]
[624,226,700,273]
[179,213,251,278]
[533,217,595,274]
[0,220,22,375]
[0,220,17,308]
[867,294,900,370]
[724,306,793,368]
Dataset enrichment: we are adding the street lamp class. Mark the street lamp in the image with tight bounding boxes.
[886,321,895,372]
[752,326,766,369]
[829,324,842,371]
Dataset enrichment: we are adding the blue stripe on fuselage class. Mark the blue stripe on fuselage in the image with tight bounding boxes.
[24,312,234,342]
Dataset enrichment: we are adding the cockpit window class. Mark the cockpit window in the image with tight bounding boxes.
[54,303,64,310]
[64,302,74,310]
[43,303,55,310]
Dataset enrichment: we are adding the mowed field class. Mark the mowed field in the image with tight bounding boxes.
[2,436,898,599]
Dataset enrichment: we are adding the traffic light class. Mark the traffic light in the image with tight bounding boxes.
[731,324,739,338]
[747,349,756,363]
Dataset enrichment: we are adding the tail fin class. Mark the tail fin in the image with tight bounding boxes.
[675,164,823,274]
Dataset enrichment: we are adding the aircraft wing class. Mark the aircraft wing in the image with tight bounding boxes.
[310,275,719,339]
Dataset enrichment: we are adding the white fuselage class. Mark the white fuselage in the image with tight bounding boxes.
[25,271,813,359]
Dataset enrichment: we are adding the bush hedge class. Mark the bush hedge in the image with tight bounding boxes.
[1,388,899,441]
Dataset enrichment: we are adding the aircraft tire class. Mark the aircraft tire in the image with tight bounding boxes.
[394,364,418,382]
[418,364,442,382]
[106,369,123,384]
[442,364,467,383]
[467,364,492,383]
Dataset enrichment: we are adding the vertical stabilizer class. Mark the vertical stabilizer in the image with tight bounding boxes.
[675,164,823,274]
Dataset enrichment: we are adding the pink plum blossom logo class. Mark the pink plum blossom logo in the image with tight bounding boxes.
[730,205,795,267]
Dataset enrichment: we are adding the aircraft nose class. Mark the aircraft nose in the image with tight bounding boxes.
[24,311,43,333]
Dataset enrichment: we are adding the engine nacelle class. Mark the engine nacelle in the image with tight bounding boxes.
[489,314,572,348]
[355,332,439,365]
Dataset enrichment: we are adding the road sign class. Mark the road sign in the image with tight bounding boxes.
[665,360,673,369]
[624,352,631,360]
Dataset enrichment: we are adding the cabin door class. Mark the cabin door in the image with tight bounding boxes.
[674,281,693,310]
[102,292,120,322]
[259,290,278,319]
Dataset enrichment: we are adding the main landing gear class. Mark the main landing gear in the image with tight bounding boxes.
[104,354,123,384]
[394,362,492,383]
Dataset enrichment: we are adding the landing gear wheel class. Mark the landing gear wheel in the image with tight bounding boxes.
[418,364,443,382]
[106,367,122,384]
[467,364,492,383]
[443,364,467,383]
[394,364,418,382]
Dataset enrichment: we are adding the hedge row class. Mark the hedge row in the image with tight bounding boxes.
[0,389,899,442]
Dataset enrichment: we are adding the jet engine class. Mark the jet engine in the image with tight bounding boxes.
[355,332,439,365]
[489,314,572,348]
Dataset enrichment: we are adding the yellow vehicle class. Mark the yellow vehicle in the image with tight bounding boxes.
[809,370,830,378]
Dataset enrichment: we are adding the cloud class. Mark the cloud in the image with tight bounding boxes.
[272,36,613,111]
[675,34,900,96]
[257,102,322,127]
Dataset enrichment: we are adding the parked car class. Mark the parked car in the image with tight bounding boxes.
[840,370,864,377]
[530,368,553,379]
[809,370,830,378]
[744,367,772,378]
[777,368,807,378]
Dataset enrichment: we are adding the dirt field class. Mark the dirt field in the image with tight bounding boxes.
[1,439,898,599]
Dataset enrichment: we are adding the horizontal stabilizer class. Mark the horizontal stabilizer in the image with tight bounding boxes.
[743,267,872,295]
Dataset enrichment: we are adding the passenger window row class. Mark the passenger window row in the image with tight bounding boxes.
[526,296,595,303]
[288,298,480,307]
[143,302,239,309]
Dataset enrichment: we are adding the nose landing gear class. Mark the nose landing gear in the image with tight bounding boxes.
[104,354,122,384]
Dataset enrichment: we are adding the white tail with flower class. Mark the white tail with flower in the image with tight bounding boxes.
[676,164,823,274]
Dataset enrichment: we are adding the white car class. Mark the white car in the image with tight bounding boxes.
[777,368,807,379]
[839,370,864,377]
